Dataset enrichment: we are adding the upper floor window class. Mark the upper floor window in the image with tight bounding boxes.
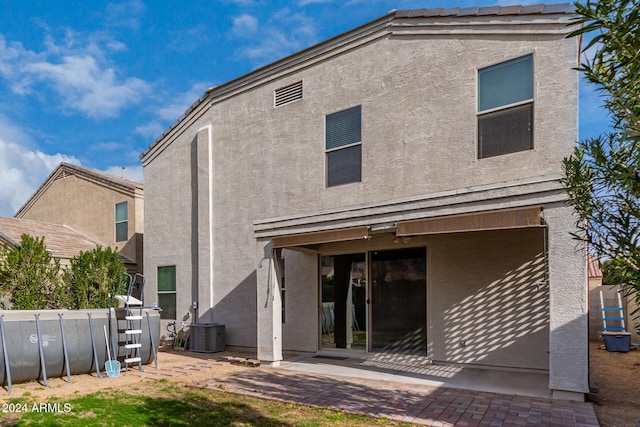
[477,54,533,159]
[326,105,361,187]
[115,201,128,242]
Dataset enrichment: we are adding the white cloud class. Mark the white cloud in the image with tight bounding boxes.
[24,55,150,118]
[135,122,165,140]
[136,82,210,139]
[0,138,79,217]
[234,8,319,66]
[105,0,146,29]
[232,14,260,36]
[0,31,151,119]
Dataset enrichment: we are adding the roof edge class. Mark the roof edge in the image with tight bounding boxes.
[15,162,144,218]
[141,3,576,164]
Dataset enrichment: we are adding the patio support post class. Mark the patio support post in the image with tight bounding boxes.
[256,239,283,366]
[544,204,589,401]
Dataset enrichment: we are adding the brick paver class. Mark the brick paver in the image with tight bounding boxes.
[198,368,600,427]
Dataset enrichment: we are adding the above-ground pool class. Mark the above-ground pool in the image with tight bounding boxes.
[0,308,160,392]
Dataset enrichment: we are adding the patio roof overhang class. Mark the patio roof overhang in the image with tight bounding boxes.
[271,206,542,249]
[396,206,542,236]
[273,226,369,249]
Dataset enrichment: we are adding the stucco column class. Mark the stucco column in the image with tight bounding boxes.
[195,126,214,323]
[256,239,283,366]
[544,204,589,401]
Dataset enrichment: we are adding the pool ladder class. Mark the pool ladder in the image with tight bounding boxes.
[115,273,145,372]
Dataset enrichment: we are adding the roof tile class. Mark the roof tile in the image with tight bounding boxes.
[476,6,501,16]
[407,8,427,18]
[497,5,523,15]
[458,7,480,16]
[440,7,462,16]
[0,216,101,259]
[395,4,573,19]
[521,4,546,14]
[424,8,444,17]
[543,3,574,14]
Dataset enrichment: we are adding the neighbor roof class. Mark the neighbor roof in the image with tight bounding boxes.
[0,216,101,259]
[15,162,143,218]
[588,253,603,279]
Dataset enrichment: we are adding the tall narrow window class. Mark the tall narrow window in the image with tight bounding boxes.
[478,55,534,158]
[115,201,128,242]
[158,266,176,320]
[326,105,362,187]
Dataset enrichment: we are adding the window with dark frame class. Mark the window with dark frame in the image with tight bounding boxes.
[478,54,534,159]
[115,201,128,242]
[157,266,176,320]
[326,105,362,187]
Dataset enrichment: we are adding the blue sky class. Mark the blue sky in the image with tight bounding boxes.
[0,0,608,216]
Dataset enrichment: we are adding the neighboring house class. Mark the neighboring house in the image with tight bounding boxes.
[0,216,101,267]
[15,163,144,274]
[141,5,587,400]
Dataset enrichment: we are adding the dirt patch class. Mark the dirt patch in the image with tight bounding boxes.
[589,341,640,427]
[0,346,258,402]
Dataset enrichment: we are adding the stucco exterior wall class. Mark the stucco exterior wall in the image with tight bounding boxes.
[207,35,577,223]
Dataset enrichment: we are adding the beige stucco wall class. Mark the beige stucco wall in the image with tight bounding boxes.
[18,174,144,272]
[207,38,577,222]
[143,14,581,371]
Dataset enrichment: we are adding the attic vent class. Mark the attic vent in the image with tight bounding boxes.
[55,170,73,181]
[274,81,303,107]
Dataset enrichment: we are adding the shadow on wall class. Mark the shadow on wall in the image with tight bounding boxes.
[442,252,549,368]
[120,232,143,275]
[197,269,258,349]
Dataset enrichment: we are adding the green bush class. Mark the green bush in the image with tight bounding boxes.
[0,234,65,309]
[0,236,126,310]
[63,246,126,309]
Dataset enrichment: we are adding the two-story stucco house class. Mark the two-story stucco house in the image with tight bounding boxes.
[16,163,144,274]
[141,4,588,400]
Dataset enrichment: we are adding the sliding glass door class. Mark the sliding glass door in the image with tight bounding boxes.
[320,247,426,355]
[321,253,366,349]
[370,247,427,354]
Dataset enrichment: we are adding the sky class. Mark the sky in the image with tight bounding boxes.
[0,0,609,217]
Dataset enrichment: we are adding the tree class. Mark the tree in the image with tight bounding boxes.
[562,0,640,318]
[0,234,66,309]
[63,246,125,309]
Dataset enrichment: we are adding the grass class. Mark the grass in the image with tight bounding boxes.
[0,382,407,426]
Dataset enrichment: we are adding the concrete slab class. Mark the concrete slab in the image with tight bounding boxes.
[279,354,551,399]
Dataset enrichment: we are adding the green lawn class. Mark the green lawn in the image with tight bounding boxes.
[1,381,408,426]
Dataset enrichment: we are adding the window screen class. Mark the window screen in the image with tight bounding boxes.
[326,106,361,150]
[327,145,362,187]
[479,104,533,158]
[326,106,362,187]
[478,55,534,158]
